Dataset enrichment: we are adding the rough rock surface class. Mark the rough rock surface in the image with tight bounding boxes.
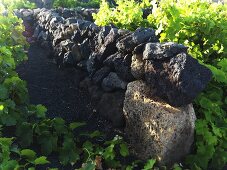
[144,52,212,106]
[102,72,128,92]
[97,92,125,127]
[116,27,158,53]
[104,53,134,81]
[131,54,145,79]
[92,67,111,85]
[143,42,188,60]
[123,80,196,165]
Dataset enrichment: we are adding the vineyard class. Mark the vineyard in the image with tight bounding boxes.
[0,0,227,170]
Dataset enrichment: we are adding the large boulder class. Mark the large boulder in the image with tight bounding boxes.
[143,42,188,60]
[144,52,212,106]
[123,80,196,166]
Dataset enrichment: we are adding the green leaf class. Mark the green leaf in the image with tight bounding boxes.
[0,137,14,161]
[0,105,4,111]
[21,149,36,161]
[80,162,95,170]
[126,165,133,170]
[224,97,227,104]
[173,163,182,170]
[143,159,156,170]
[104,159,121,168]
[37,132,58,156]
[36,104,47,118]
[0,160,18,170]
[83,141,93,152]
[59,136,80,165]
[119,143,129,157]
[34,156,50,165]
[217,59,227,72]
[89,130,102,138]
[69,122,86,130]
[16,122,33,147]
[103,144,115,160]
[0,85,8,100]
[1,114,17,126]
[207,65,227,83]
[211,123,222,137]
[10,145,20,155]
[199,97,213,109]
[28,167,35,170]
[53,118,67,134]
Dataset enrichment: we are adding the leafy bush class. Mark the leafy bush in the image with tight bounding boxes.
[94,0,227,169]
[53,0,100,8]
[147,0,227,64]
[93,0,146,30]
[1,0,36,9]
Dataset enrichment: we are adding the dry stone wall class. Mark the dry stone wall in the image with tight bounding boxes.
[16,8,212,165]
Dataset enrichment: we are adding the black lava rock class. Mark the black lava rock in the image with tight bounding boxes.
[92,67,111,85]
[144,52,212,106]
[116,27,159,53]
[143,42,188,60]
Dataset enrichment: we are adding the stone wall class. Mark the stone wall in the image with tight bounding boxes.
[16,8,212,165]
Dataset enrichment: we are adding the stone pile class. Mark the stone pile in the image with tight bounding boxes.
[17,8,212,166]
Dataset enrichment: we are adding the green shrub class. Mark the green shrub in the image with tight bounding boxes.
[1,0,36,9]
[53,0,100,8]
[93,0,149,30]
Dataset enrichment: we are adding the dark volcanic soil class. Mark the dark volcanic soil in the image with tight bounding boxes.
[16,43,119,135]
[17,43,92,122]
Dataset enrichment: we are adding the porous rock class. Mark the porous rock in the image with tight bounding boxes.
[63,51,75,66]
[102,72,128,92]
[143,42,188,60]
[131,54,145,79]
[144,52,212,106]
[95,28,120,62]
[123,80,196,165]
[37,31,49,41]
[116,27,159,53]
[71,44,83,63]
[104,53,134,81]
[97,26,112,45]
[80,38,91,60]
[92,67,111,85]
[86,53,102,76]
[97,91,125,127]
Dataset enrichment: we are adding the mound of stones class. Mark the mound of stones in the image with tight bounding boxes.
[17,8,212,165]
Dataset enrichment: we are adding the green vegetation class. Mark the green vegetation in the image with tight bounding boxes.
[0,3,49,169]
[1,0,226,169]
[0,0,36,9]
[53,0,101,8]
[94,0,227,169]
